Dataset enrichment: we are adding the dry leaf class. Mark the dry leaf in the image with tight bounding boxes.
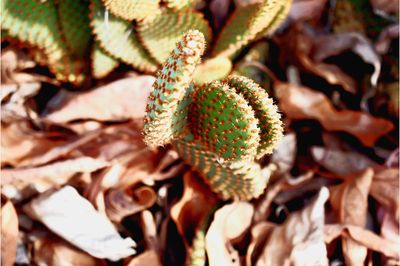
[171,172,218,245]
[24,186,136,261]
[127,250,162,266]
[370,168,399,221]
[246,222,276,266]
[206,201,254,266]
[375,24,399,54]
[105,186,157,222]
[2,156,109,186]
[312,32,381,87]
[271,133,297,174]
[1,200,19,266]
[289,0,328,22]
[255,187,329,266]
[380,211,400,246]
[276,83,394,146]
[311,146,378,176]
[44,76,155,124]
[1,47,36,84]
[1,121,64,167]
[369,0,399,15]
[329,168,374,265]
[324,224,400,259]
[33,236,100,266]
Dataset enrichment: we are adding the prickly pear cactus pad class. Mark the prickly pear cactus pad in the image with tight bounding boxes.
[137,10,212,64]
[190,81,260,161]
[143,30,283,200]
[91,42,119,78]
[90,0,158,72]
[101,0,160,21]
[213,0,292,57]
[143,30,206,148]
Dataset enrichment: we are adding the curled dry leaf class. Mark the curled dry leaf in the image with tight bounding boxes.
[43,76,155,124]
[24,186,136,261]
[1,83,41,123]
[1,47,36,84]
[1,200,19,266]
[254,187,329,266]
[276,83,394,146]
[375,24,399,54]
[206,201,254,266]
[170,172,218,246]
[2,156,109,186]
[1,121,64,167]
[329,168,374,265]
[105,186,157,223]
[289,0,328,22]
[311,146,378,176]
[370,168,399,221]
[33,236,99,266]
[380,211,400,246]
[270,133,297,174]
[324,224,400,259]
[246,222,276,266]
[369,0,399,15]
[312,32,381,87]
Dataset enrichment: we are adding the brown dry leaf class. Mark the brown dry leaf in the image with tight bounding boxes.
[105,186,157,222]
[324,224,400,259]
[246,222,276,266]
[206,201,254,266]
[311,146,378,176]
[380,211,400,246]
[24,186,136,261]
[127,250,162,266]
[312,32,381,87]
[369,0,399,15]
[276,83,394,146]
[33,236,100,266]
[170,172,218,246]
[271,133,297,174]
[2,156,109,186]
[1,83,41,123]
[1,121,65,167]
[210,0,231,30]
[1,47,36,84]
[289,0,328,22]
[1,200,19,266]
[254,187,329,266]
[370,168,399,221]
[375,24,399,54]
[43,76,155,124]
[329,168,374,265]
[277,26,357,93]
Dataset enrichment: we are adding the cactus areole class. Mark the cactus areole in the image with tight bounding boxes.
[143,30,283,200]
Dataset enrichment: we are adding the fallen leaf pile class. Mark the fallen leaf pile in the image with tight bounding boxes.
[1,0,399,265]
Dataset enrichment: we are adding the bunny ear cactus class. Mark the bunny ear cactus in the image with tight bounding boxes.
[213,0,293,57]
[143,30,283,200]
[101,0,161,21]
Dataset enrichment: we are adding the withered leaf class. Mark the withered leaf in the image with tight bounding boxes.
[276,83,394,146]
[255,187,329,266]
[44,76,155,124]
[24,186,136,261]
[1,200,19,266]
[206,201,254,266]
[329,168,374,265]
[324,224,400,259]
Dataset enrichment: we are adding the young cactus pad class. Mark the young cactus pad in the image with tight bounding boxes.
[143,30,283,200]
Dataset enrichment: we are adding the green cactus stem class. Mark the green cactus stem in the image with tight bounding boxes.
[91,42,119,78]
[143,30,206,148]
[101,0,160,21]
[143,30,283,200]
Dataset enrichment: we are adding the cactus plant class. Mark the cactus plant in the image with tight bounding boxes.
[143,30,283,200]
[101,0,160,21]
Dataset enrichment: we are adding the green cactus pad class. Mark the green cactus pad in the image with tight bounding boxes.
[143,30,206,148]
[213,0,292,57]
[1,0,85,83]
[225,75,283,158]
[137,10,211,64]
[91,42,119,78]
[90,0,158,72]
[174,139,269,200]
[101,0,160,21]
[58,0,92,58]
[188,228,206,266]
[190,81,260,161]
[193,56,232,84]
